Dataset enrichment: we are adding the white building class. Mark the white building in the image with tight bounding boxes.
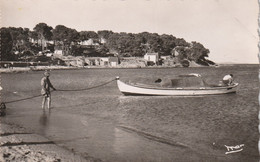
[100,57,109,66]
[79,39,100,46]
[144,52,159,64]
[100,38,107,44]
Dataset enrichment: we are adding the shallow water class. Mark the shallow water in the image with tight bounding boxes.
[1,65,259,162]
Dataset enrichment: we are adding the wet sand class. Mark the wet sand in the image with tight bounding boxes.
[0,122,91,161]
[2,104,204,162]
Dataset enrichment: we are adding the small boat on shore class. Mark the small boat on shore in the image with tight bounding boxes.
[115,75,239,96]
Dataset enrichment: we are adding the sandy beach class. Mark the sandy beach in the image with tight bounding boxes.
[0,122,95,162]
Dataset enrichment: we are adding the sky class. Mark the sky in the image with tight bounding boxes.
[1,0,259,63]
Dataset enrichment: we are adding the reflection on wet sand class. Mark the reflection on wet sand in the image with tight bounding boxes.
[39,109,51,135]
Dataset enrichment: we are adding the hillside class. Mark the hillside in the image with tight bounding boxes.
[1,23,215,67]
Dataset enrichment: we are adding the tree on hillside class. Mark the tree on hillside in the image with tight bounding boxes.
[1,28,15,61]
[97,30,113,39]
[33,23,53,51]
[9,27,24,51]
[173,46,190,61]
[16,28,31,52]
[52,25,79,43]
[140,43,152,54]
[117,32,132,54]
[129,33,143,56]
[96,45,109,56]
[29,30,38,41]
[146,33,162,53]
[188,41,210,62]
[79,31,88,41]
[79,31,98,41]
[175,38,190,47]
[106,32,138,56]
[1,23,214,65]
[52,25,79,55]
[173,41,211,66]
[160,34,176,55]
[106,33,121,53]
[5,27,33,57]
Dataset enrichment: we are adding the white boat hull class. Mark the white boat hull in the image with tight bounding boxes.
[116,79,239,96]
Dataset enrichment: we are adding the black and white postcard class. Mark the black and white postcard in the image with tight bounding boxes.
[0,0,259,161]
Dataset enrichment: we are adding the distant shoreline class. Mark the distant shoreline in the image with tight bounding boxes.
[0,64,257,74]
[218,63,259,65]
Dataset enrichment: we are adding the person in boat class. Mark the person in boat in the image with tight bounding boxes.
[41,71,56,109]
[222,74,234,86]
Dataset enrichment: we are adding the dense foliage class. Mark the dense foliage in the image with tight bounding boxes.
[1,23,214,65]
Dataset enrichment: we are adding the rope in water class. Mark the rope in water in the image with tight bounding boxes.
[2,78,116,104]
[4,94,43,104]
[56,78,116,92]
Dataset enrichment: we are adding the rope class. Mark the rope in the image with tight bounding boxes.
[2,78,116,104]
[4,94,43,104]
[56,78,116,92]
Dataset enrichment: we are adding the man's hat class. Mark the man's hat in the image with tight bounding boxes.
[44,71,50,76]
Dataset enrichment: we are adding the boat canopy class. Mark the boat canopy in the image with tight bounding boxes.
[160,75,206,88]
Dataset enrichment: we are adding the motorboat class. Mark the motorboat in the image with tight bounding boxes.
[115,74,239,96]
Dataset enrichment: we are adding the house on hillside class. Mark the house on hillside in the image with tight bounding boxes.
[80,39,94,46]
[29,39,54,51]
[76,57,86,66]
[62,58,76,66]
[99,38,107,44]
[54,45,70,55]
[54,45,63,55]
[161,56,178,66]
[80,39,100,46]
[85,57,100,66]
[144,52,159,65]
[100,58,109,66]
[109,57,119,67]
[172,46,190,57]
[84,57,119,66]
[161,55,171,60]
[172,49,180,57]
[62,57,85,67]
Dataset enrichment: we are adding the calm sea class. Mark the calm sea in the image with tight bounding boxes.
[1,64,259,162]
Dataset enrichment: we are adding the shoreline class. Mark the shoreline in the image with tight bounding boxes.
[0,121,95,162]
[0,64,223,73]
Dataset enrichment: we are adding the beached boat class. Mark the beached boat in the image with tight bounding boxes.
[116,75,239,96]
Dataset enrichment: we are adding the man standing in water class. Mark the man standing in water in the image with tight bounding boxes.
[41,71,56,109]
